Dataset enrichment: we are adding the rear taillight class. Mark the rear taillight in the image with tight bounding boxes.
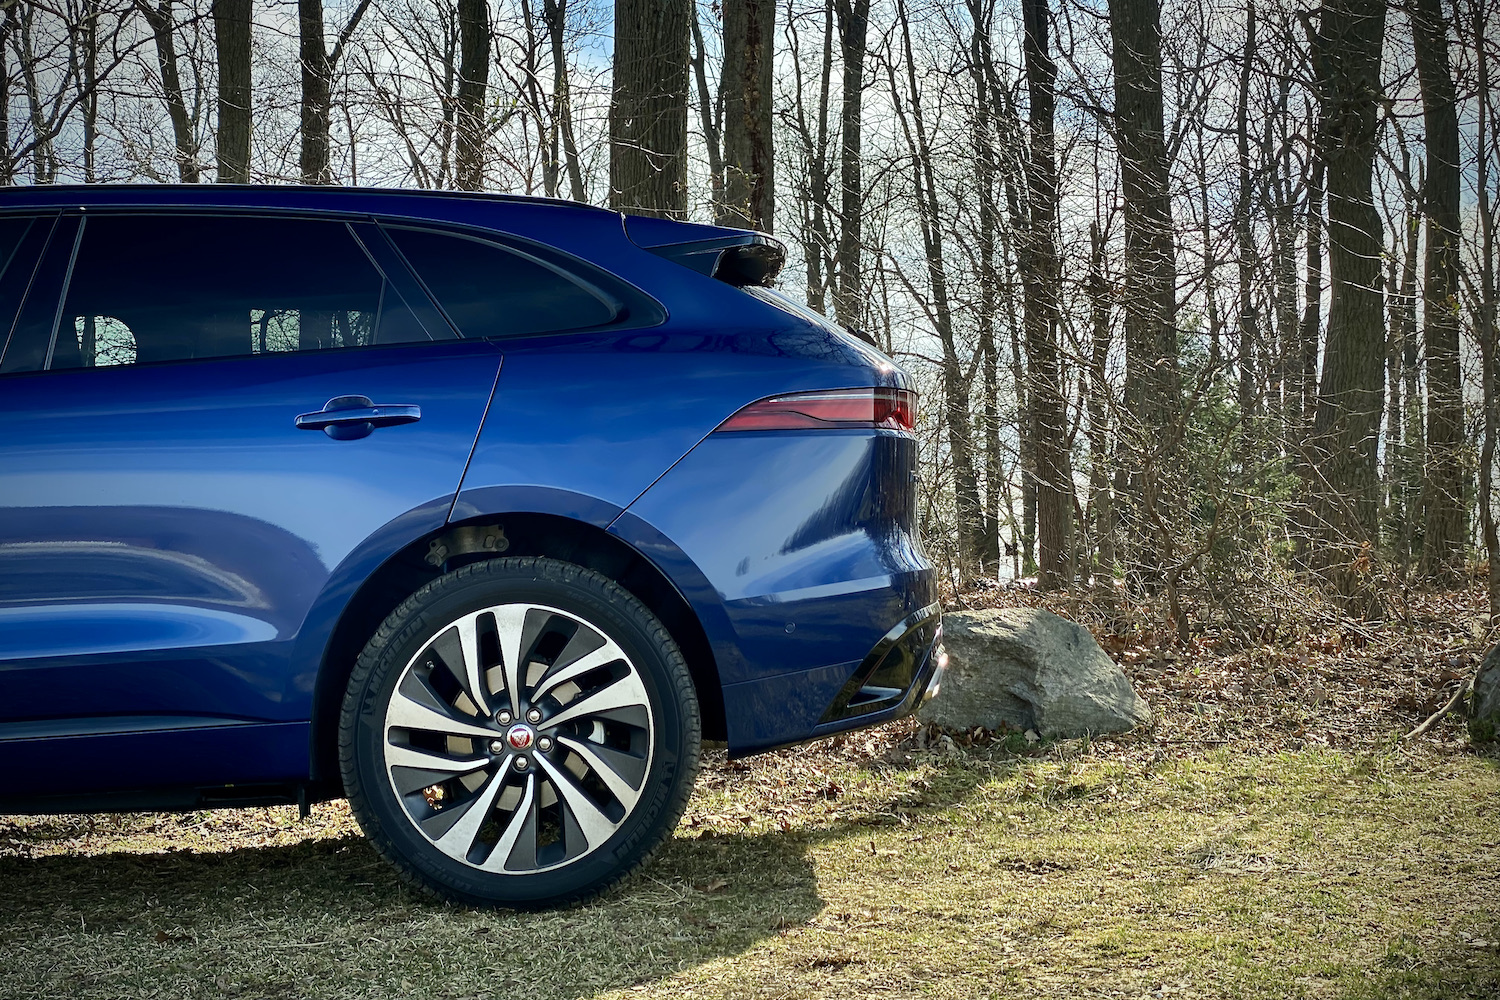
[717,388,917,433]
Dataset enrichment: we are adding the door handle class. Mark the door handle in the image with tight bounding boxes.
[295,395,421,440]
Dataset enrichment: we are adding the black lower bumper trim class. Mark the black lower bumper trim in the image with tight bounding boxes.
[818,602,942,725]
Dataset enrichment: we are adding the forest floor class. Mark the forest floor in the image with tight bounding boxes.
[0,585,1496,1000]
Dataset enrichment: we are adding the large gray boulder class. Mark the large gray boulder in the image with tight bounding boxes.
[919,607,1151,738]
[1470,645,1500,744]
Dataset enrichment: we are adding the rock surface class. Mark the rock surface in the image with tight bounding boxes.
[918,607,1152,738]
[1470,645,1500,744]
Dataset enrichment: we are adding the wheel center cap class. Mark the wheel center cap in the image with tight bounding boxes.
[506,724,535,751]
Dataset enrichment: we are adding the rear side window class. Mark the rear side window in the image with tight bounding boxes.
[387,227,616,338]
[47,214,443,372]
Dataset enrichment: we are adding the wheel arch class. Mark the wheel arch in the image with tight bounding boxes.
[307,511,726,794]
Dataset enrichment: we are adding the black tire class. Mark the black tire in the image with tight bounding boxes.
[339,556,701,908]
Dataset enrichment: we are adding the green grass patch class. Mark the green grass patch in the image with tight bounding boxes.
[0,743,1495,999]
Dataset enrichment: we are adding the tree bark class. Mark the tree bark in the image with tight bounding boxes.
[298,0,331,183]
[137,1,199,182]
[454,0,490,191]
[82,0,99,182]
[967,0,1002,575]
[1475,0,1499,622]
[1234,2,1257,450]
[833,0,870,328]
[1304,0,1387,610]
[1411,0,1466,582]
[719,0,774,231]
[893,0,983,575]
[610,0,690,218]
[213,0,252,183]
[1107,0,1178,590]
[544,0,586,201]
[298,0,371,184]
[1087,219,1118,585]
[1021,0,1072,588]
[0,4,12,185]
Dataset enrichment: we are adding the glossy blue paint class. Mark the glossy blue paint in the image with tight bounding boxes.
[0,185,935,808]
[0,342,501,775]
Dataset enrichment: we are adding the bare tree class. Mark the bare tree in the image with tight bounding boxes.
[1020,0,1072,588]
[453,0,489,190]
[1108,0,1179,589]
[212,0,250,182]
[298,0,373,184]
[543,0,587,201]
[718,0,774,230]
[1303,0,1387,608]
[1410,0,1466,582]
[610,0,689,217]
[136,1,200,182]
[832,0,870,328]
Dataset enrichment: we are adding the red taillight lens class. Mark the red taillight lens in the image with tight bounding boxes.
[717,388,917,433]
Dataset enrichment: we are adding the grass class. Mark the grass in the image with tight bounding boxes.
[1,732,1496,999]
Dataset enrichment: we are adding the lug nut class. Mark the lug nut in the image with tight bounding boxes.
[496,710,512,725]
[537,736,553,752]
[513,755,530,771]
[489,739,505,754]
[526,708,543,724]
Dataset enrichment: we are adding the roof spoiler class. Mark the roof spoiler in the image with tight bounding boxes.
[623,216,785,288]
[646,234,785,288]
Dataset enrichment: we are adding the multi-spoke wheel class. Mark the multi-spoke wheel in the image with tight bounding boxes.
[340,557,701,907]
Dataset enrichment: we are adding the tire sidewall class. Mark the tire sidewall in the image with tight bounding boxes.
[342,560,696,907]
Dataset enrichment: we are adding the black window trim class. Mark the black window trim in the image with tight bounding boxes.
[41,213,86,370]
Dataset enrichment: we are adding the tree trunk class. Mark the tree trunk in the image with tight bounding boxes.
[213,0,252,183]
[138,1,199,182]
[1087,220,1118,586]
[893,0,982,575]
[0,4,12,185]
[1235,3,1257,452]
[544,0,587,202]
[968,0,1001,575]
[82,1,98,182]
[1475,0,1499,622]
[298,0,331,183]
[1021,0,1072,589]
[298,0,371,185]
[1107,0,1178,591]
[610,0,690,218]
[719,0,774,231]
[833,0,870,328]
[454,0,490,191]
[1411,0,1466,582]
[1304,0,1387,610]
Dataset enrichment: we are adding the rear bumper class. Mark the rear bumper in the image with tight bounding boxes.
[610,425,937,756]
[716,601,944,756]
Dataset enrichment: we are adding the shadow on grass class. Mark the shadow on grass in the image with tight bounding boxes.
[0,759,994,999]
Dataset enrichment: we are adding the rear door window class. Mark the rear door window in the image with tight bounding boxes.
[386,227,617,338]
[45,214,445,372]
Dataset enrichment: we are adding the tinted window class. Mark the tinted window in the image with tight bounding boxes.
[0,217,42,363]
[0,216,77,374]
[47,214,443,372]
[388,227,615,338]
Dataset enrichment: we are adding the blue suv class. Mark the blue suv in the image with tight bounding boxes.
[0,186,942,907]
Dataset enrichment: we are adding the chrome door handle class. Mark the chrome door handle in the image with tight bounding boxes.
[295,395,421,440]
